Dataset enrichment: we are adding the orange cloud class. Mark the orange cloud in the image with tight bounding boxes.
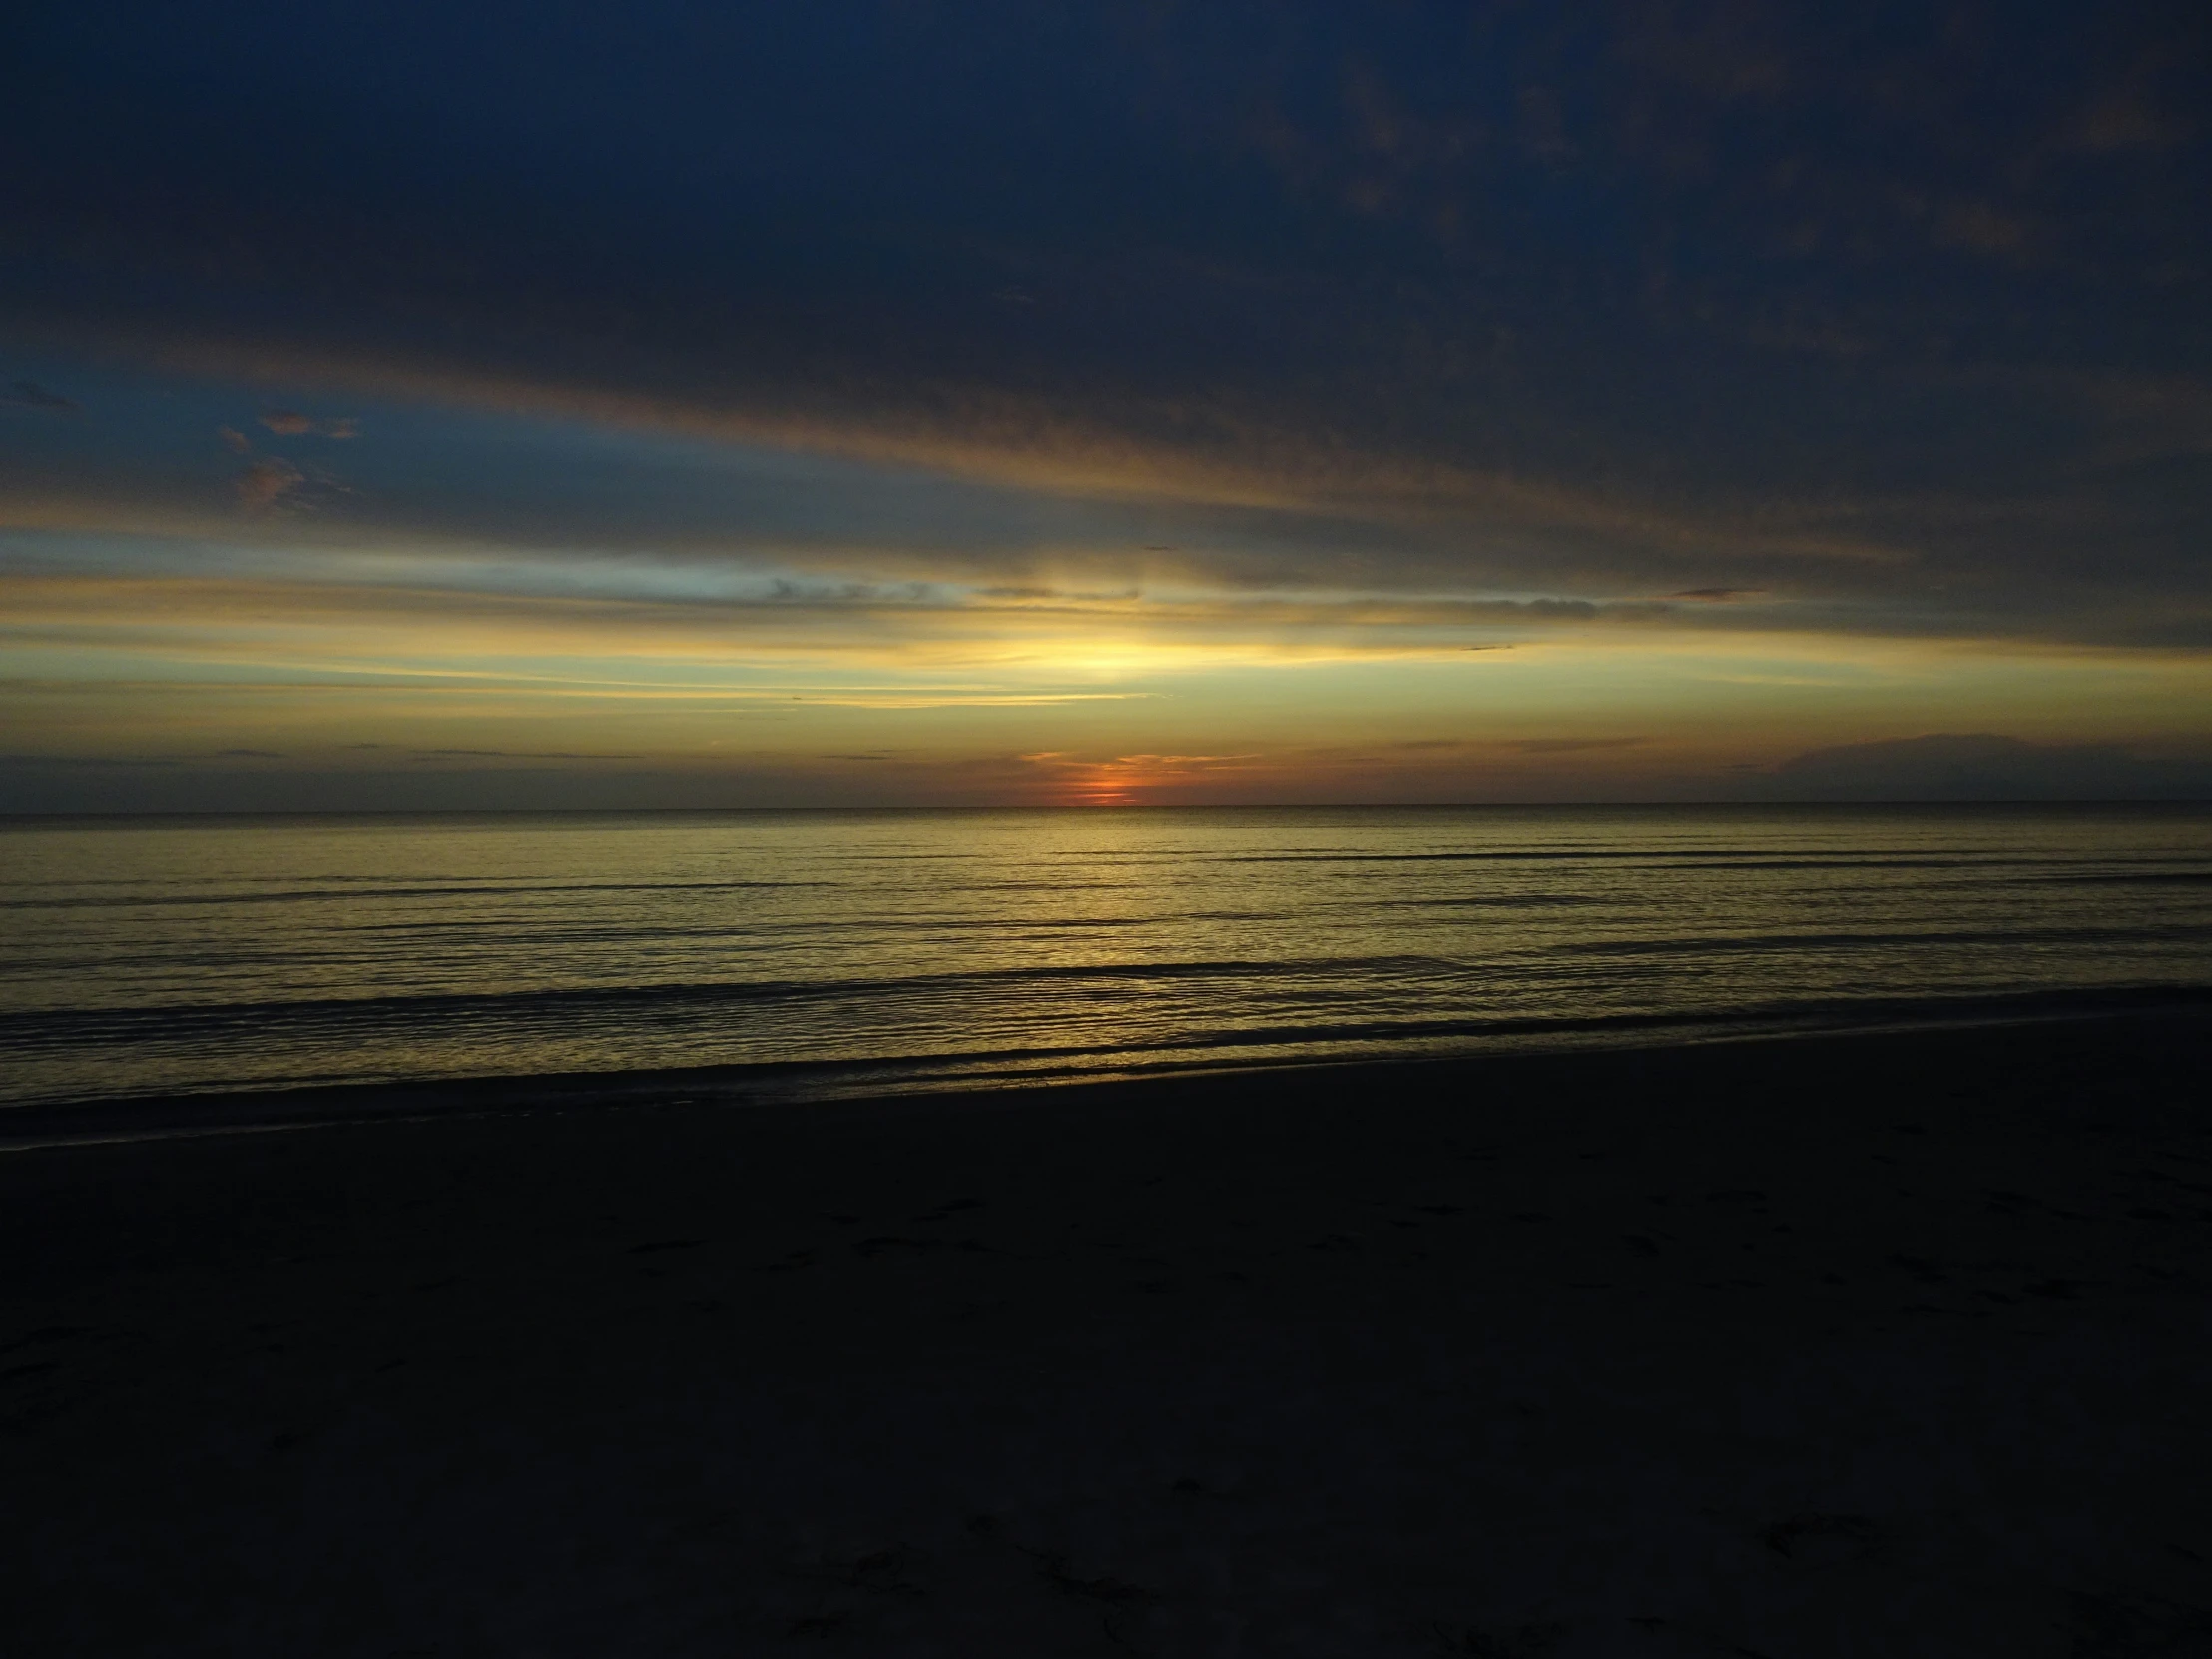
[236,456,304,511]
[259,409,359,438]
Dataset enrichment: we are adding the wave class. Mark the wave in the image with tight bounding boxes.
[11,905,2212,1049]
[1216,850,2106,868]
[8,981,2209,1137]
[1548,922,2212,956]
[1375,894,1609,909]
[13,862,2200,912]
[2038,872,2212,885]
[0,955,1464,1048]
[0,878,839,910]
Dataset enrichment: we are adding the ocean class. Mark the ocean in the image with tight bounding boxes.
[3,804,2210,1119]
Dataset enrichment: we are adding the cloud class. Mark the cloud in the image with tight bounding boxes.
[0,567,1682,663]
[217,425,253,455]
[236,456,305,511]
[0,752,181,768]
[1504,737,1646,754]
[231,457,351,514]
[0,3,2206,664]
[259,409,357,438]
[2,381,77,413]
[213,747,284,757]
[1763,734,2212,801]
[1930,201,2032,258]
[2072,69,2194,154]
[409,747,644,760]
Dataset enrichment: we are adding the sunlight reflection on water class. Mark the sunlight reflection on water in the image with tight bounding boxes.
[3,804,2209,1109]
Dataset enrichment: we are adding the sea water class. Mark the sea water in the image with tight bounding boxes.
[3,804,2209,1113]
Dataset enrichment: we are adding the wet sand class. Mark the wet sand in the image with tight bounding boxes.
[4,1014,2210,1656]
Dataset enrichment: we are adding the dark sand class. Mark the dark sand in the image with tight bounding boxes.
[4,1015,2211,1656]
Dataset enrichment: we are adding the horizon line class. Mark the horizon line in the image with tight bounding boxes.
[5,797,2210,822]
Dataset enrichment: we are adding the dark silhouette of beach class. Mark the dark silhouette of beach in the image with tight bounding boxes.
[4,1014,2209,1655]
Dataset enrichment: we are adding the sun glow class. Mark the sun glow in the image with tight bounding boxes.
[1019,751,1270,806]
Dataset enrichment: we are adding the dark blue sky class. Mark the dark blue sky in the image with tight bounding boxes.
[12,4,2205,546]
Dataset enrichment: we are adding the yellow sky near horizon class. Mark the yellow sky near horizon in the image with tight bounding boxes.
[8,551,2210,808]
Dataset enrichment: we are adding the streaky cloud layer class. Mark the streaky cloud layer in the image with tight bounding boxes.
[3,2,2208,807]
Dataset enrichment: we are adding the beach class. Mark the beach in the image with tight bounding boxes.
[5,1013,2210,1656]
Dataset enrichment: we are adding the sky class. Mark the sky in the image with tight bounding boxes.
[4,1,2209,809]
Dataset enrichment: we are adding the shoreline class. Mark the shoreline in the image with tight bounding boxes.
[7,982,2211,1151]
